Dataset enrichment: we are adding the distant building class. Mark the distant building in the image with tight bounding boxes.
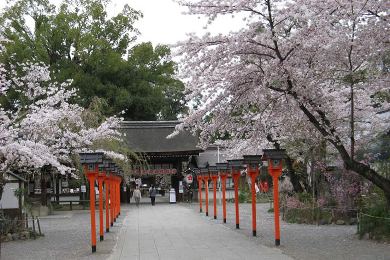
[0,172,27,218]
[120,121,202,196]
[120,121,236,196]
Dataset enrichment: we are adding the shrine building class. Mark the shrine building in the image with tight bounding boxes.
[120,121,202,196]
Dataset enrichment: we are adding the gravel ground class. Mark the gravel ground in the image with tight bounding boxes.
[184,201,390,260]
[1,208,125,260]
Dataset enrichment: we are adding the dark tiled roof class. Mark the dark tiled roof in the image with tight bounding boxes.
[120,121,202,154]
[6,171,27,182]
[197,146,229,168]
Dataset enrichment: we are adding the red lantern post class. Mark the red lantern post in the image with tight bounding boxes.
[110,177,115,225]
[212,176,217,219]
[114,178,118,219]
[200,167,209,216]
[263,149,286,246]
[204,175,209,217]
[221,174,227,222]
[212,179,218,218]
[233,172,240,228]
[97,172,105,241]
[114,177,119,220]
[115,176,121,217]
[216,163,228,223]
[85,165,98,253]
[117,180,121,216]
[80,152,103,254]
[209,166,218,219]
[243,155,261,237]
[105,174,110,232]
[249,166,258,236]
[196,170,203,213]
[228,159,243,229]
[118,178,121,216]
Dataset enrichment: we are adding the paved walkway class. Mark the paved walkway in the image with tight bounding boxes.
[110,201,292,260]
[3,196,388,259]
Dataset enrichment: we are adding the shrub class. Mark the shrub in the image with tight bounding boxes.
[238,191,249,203]
[286,196,305,208]
[358,203,390,241]
[284,207,333,224]
[297,192,313,204]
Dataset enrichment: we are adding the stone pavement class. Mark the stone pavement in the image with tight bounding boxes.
[110,200,292,260]
[3,196,388,259]
[1,209,122,260]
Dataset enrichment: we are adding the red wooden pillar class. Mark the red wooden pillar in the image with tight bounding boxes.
[113,180,118,222]
[232,172,240,229]
[110,177,115,226]
[114,178,117,219]
[197,176,203,213]
[117,179,120,217]
[220,174,227,223]
[118,179,121,216]
[204,176,209,216]
[211,175,218,219]
[114,177,118,222]
[97,173,105,241]
[105,175,110,232]
[269,160,283,246]
[248,166,259,237]
[85,165,98,253]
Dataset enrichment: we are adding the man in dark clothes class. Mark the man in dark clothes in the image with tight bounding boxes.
[149,185,157,205]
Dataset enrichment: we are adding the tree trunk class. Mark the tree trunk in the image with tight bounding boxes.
[345,157,390,208]
[285,157,305,193]
[0,174,5,201]
[55,175,60,203]
[286,86,390,208]
[40,165,52,206]
[41,174,47,206]
[266,134,305,193]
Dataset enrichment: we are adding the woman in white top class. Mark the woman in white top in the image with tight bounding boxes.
[133,186,141,207]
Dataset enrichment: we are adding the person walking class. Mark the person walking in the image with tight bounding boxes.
[133,186,141,207]
[149,185,157,206]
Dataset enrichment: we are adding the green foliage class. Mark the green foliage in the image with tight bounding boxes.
[359,204,390,241]
[1,0,187,120]
[358,187,390,242]
[238,190,249,203]
[13,188,26,199]
[257,192,273,203]
[78,98,143,176]
[284,207,332,225]
[283,193,356,225]
[297,192,313,204]
[13,188,32,214]
[68,178,81,189]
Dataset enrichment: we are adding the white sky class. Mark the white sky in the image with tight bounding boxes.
[118,0,244,46]
[0,0,245,46]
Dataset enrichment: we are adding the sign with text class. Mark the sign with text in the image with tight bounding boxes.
[133,169,177,175]
[179,181,184,194]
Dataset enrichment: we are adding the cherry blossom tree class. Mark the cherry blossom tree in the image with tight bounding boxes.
[176,1,390,205]
[0,40,126,201]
